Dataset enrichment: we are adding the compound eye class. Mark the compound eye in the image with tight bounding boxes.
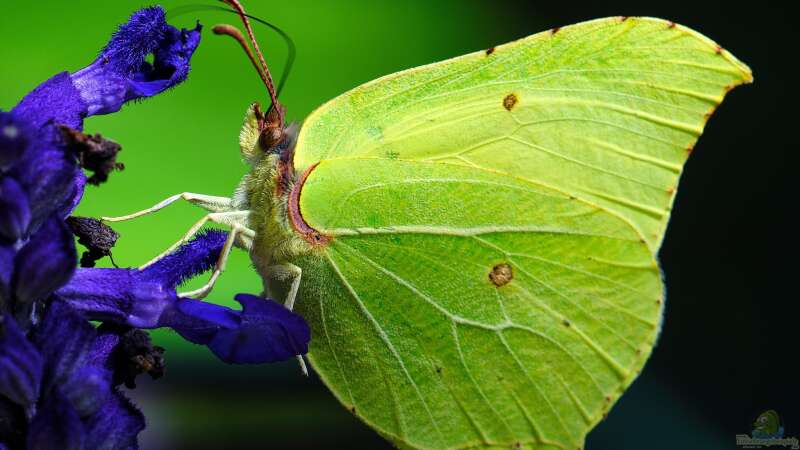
[259,126,283,150]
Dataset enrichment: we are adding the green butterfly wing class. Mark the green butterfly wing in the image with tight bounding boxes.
[288,17,751,449]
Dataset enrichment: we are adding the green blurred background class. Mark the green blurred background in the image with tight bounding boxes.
[1,1,793,449]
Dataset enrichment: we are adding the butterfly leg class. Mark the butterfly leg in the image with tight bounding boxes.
[139,210,251,270]
[267,264,303,310]
[266,263,308,376]
[102,192,233,222]
[178,223,255,299]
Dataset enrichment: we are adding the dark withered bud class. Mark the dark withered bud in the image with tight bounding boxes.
[112,328,165,389]
[66,217,119,268]
[59,126,124,185]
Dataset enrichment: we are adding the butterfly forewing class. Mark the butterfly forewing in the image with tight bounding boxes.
[293,17,751,252]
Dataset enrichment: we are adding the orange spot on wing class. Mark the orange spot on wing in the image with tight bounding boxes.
[503,93,518,111]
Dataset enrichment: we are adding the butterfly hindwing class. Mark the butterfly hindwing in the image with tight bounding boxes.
[296,159,660,449]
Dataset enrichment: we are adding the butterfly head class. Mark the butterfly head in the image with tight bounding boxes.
[254,100,287,150]
[212,0,289,158]
[239,101,296,165]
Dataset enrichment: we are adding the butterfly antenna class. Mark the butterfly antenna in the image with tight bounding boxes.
[167,4,296,98]
[239,13,296,98]
[212,24,271,91]
[219,0,283,124]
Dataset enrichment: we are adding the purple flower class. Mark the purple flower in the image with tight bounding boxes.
[8,6,202,225]
[0,113,78,326]
[27,301,148,450]
[58,230,311,364]
[2,7,311,448]
[0,112,80,242]
[0,315,42,414]
[70,7,202,116]
[1,5,308,449]
[13,7,201,127]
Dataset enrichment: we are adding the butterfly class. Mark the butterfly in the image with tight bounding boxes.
[105,1,751,448]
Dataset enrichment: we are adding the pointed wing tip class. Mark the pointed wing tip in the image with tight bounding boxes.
[589,16,754,87]
[663,17,754,85]
[738,65,755,84]
[720,51,754,85]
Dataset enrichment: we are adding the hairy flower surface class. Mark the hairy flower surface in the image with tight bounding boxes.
[59,229,311,364]
[1,6,309,449]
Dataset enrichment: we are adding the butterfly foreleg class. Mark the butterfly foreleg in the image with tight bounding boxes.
[139,210,251,270]
[102,192,234,222]
[178,223,255,299]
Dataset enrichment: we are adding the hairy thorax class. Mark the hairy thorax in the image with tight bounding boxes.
[232,103,330,284]
[239,150,332,293]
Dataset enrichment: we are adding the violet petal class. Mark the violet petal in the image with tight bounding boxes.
[161,295,310,364]
[0,113,28,171]
[98,7,169,75]
[163,298,240,345]
[0,315,43,411]
[56,229,226,328]
[0,177,31,241]
[6,122,81,231]
[57,230,311,364]
[83,390,145,450]
[57,268,173,329]
[32,301,95,397]
[12,217,76,307]
[71,6,202,116]
[26,389,85,450]
[0,112,80,233]
[0,245,12,304]
[61,365,112,418]
[11,72,87,131]
[209,294,311,364]
[143,228,226,287]
[129,23,202,97]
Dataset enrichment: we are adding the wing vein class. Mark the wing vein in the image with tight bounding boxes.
[325,252,445,446]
